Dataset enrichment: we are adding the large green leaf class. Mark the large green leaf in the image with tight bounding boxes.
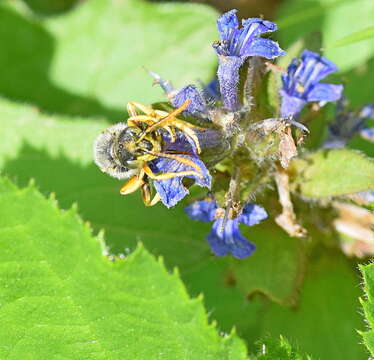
[0,176,247,359]
[359,263,374,356]
[290,149,374,198]
[0,0,217,121]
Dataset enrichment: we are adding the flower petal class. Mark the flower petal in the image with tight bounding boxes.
[242,37,285,59]
[306,83,343,103]
[281,49,341,110]
[238,203,268,226]
[279,90,306,117]
[207,218,256,258]
[359,104,374,119]
[184,200,217,222]
[301,50,338,84]
[150,155,211,208]
[217,9,239,42]
[203,78,221,101]
[241,17,278,33]
[234,18,278,56]
[217,55,245,111]
[360,127,374,142]
[162,131,198,155]
[281,58,299,92]
[171,85,208,117]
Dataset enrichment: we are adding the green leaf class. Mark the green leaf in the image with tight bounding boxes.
[277,0,374,72]
[290,149,374,198]
[0,176,247,359]
[359,263,374,356]
[250,336,312,360]
[329,25,374,48]
[253,251,366,360]
[187,247,366,360]
[0,0,217,120]
[21,0,77,14]
[228,221,306,306]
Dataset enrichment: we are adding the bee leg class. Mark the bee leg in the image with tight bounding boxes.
[164,126,176,142]
[127,116,176,142]
[144,151,202,172]
[167,121,202,153]
[127,102,156,117]
[140,182,161,206]
[119,173,145,195]
[127,115,157,127]
[139,100,191,136]
[127,102,139,117]
[139,101,204,153]
[143,163,202,180]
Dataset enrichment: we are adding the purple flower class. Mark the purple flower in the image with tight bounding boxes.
[213,9,285,111]
[149,132,212,208]
[185,200,268,258]
[171,85,209,118]
[323,99,374,148]
[280,50,343,117]
[149,71,210,119]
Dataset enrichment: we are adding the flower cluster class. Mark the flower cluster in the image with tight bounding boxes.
[94,9,373,259]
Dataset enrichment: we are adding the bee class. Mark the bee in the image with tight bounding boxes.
[94,100,205,206]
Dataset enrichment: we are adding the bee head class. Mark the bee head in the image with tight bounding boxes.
[93,123,142,179]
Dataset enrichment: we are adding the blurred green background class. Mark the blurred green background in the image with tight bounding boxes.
[1,0,373,358]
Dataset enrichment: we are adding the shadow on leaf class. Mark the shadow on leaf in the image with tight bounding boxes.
[0,6,123,121]
[2,142,211,269]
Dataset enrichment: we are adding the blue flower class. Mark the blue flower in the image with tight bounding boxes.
[213,9,285,111]
[323,99,374,148]
[171,85,209,118]
[280,50,343,117]
[185,200,268,258]
[149,132,212,208]
[149,71,211,119]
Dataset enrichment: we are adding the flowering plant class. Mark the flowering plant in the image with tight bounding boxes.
[1,0,374,359]
[95,9,373,263]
